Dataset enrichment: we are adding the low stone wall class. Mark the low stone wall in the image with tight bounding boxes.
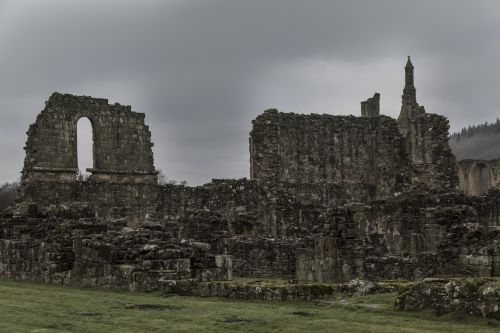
[395,278,500,319]
[3,187,499,285]
[162,280,337,301]
[0,204,232,291]
[162,278,408,301]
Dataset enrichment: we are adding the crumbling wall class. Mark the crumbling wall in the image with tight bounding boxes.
[22,92,156,183]
[156,178,499,282]
[360,93,380,117]
[19,181,159,224]
[296,191,500,282]
[224,237,299,278]
[157,180,499,282]
[395,278,500,319]
[249,110,409,202]
[157,179,270,237]
[458,159,500,196]
[2,86,497,289]
[0,204,231,291]
[17,93,159,222]
[156,179,349,239]
[409,113,458,192]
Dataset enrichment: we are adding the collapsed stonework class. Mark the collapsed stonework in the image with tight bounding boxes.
[0,203,231,291]
[0,58,499,293]
[396,278,500,319]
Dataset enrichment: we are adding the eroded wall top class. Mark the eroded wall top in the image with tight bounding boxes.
[249,110,409,201]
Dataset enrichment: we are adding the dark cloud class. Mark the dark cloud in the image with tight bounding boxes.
[1,0,500,184]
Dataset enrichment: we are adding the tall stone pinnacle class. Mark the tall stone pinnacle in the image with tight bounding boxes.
[403,56,416,104]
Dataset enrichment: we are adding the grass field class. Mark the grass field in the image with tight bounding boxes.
[0,279,498,333]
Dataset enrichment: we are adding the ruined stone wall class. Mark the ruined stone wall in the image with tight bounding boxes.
[396,278,500,319]
[5,183,498,284]
[249,110,409,202]
[155,180,500,281]
[408,113,458,192]
[19,180,159,224]
[296,191,500,282]
[155,180,315,277]
[2,89,497,288]
[458,159,500,196]
[20,92,157,188]
[360,93,380,117]
[157,179,270,236]
[224,237,299,278]
[155,178,366,278]
[16,93,159,222]
[0,205,231,291]
[156,179,347,238]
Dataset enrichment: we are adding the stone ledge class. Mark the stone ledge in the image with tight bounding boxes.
[161,278,409,301]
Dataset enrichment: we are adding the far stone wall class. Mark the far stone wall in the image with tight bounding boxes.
[458,159,500,196]
[249,109,409,202]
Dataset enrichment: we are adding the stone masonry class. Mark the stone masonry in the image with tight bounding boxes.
[21,93,157,185]
[458,159,500,196]
[361,93,380,117]
[396,278,500,319]
[249,110,409,202]
[0,58,498,292]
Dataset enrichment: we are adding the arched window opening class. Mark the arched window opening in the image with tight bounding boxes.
[77,117,94,181]
[480,166,491,195]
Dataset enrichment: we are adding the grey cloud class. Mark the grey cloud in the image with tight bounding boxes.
[1,0,500,184]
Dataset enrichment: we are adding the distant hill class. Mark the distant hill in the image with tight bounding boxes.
[449,119,500,161]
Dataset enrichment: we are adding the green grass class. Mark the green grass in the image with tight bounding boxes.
[0,279,498,333]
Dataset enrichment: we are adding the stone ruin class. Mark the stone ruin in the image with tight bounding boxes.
[458,159,500,196]
[0,57,499,293]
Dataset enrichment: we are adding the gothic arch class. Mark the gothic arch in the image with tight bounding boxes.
[468,162,492,196]
[457,160,499,196]
[75,116,96,178]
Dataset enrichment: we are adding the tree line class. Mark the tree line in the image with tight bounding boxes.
[450,118,500,141]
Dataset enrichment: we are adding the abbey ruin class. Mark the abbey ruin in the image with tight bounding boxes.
[0,58,499,294]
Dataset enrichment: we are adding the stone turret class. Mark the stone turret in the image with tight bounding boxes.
[360,93,380,117]
[403,56,416,104]
[397,56,425,137]
[395,57,458,192]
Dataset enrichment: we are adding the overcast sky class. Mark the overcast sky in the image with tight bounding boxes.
[1,0,500,185]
